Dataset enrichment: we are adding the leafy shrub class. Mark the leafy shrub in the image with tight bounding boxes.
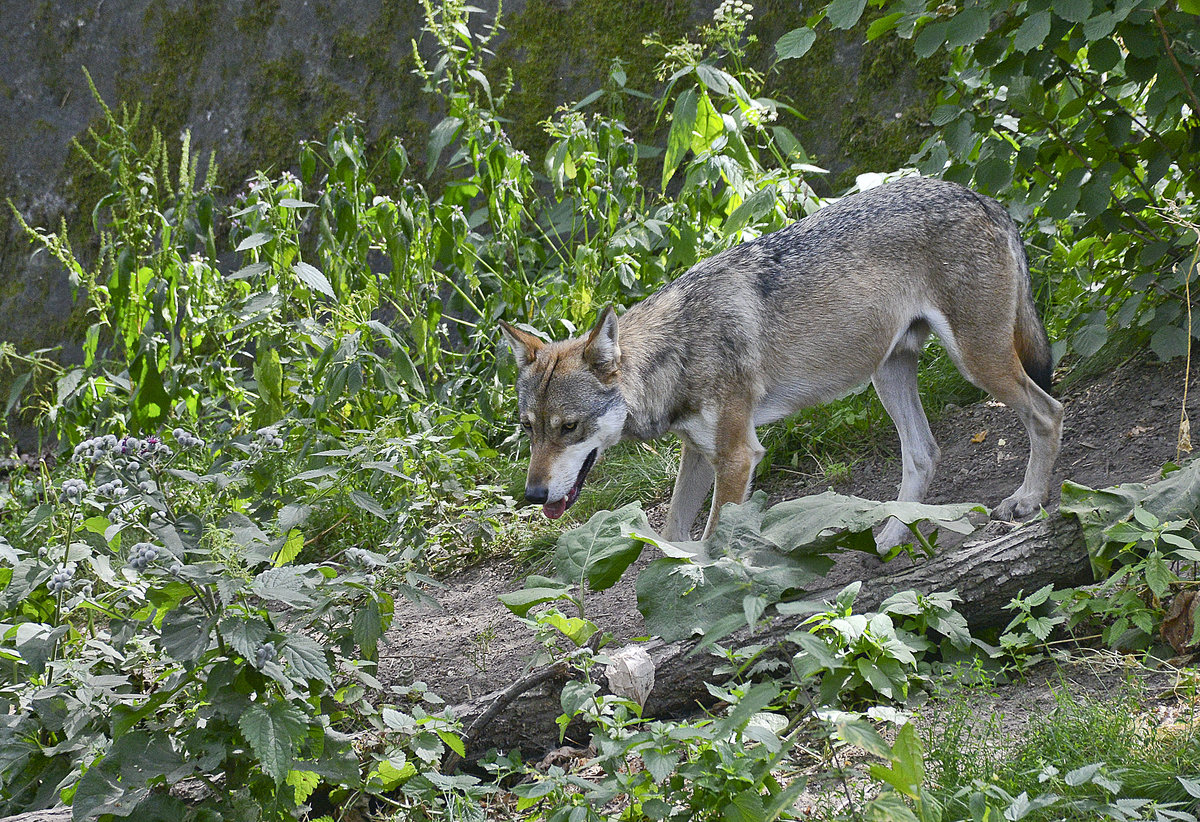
[0,425,492,818]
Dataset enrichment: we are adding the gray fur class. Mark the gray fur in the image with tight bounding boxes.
[502,176,1064,550]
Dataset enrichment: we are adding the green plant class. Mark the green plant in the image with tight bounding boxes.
[828,680,1200,822]
[0,426,493,819]
[786,584,972,707]
[1059,461,1200,652]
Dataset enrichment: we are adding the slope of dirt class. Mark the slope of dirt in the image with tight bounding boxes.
[379,354,1197,725]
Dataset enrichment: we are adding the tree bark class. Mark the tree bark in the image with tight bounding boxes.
[0,810,71,822]
[449,515,1092,763]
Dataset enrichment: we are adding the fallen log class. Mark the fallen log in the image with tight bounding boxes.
[0,811,71,822]
[449,515,1093,763]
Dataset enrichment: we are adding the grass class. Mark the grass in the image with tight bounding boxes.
[919,663,1200,821]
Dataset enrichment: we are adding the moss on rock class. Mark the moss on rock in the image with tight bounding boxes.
[493,0,696,161]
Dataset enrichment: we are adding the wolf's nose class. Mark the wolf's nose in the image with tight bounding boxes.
[525,484,549,504]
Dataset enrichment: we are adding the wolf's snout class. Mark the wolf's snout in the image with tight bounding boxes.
[524,484,549,504]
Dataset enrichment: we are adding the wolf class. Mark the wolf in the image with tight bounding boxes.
[500,176,1064,550]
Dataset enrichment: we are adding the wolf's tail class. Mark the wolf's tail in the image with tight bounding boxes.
[1013,244,1054,395]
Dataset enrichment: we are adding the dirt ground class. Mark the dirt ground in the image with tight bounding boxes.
[380,352,1199,752]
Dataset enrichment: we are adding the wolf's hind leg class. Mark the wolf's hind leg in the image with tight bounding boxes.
[873,345,940,551]
[663,438,714,541]
[988,368,1062,521]
[953,342,1063,521]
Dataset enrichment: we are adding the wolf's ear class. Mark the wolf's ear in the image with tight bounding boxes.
[500,321,544,370]
[584,305,620,377]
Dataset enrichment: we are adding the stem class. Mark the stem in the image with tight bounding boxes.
[905,520,937,558]
[1154,9,1200,117]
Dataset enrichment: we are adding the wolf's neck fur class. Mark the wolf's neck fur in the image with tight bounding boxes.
[614,310,688,442]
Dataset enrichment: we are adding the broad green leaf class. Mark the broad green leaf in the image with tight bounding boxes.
[353,602,384,656]
[542,612,598,646]
[914,21,948,58]
[663,89,698,189]
[643,748,679,784]
[760,491,980,554]
[1053,0,1091,23]
[160,605,214,663]
[638,492,975,640]
[286,769,319,804]
[239,701,307,784]
[1063,459,1200,572]
[1078,171,1112,217]
[714,680,779,740]
[435,729,467,758]
[836,718,892,758]
[1089,36,1122,71]
[775,27,816,60]
[130,351,170,430]
[694,63,731,97]
[637,557,739,641]
[291,465,342,483]
[1082,10,1116,40]
[294,261,335,299]
[1014,11,1052,52]
[1064,762,1102,786]
[236,231,273,252]
[230,261,270,281]
[560,679,600,717]
[945,6,991,48]
[220,615,270,661]
[827,0,867,30]
[865,794,920,822]
[1044,173,1084,218]
[282,632,332,686]
[252,566,316,606]
[722,789,766,822]
[554,503,649,591]
[857,658,895,699]
[868,723,924,797]
[349,490,389,520]
[792,630,841,671]
[1150,324,1190,361]
[498,581,574,618]
[426,116,463,172]
[975,156,1012,193]
[866,12,904,40]
[1144,551,1174,598]
[392,342,426,397]
[692,90,724,156]
[724,185,778,238]
[253,345,284,428]
[1071,319,1108,357]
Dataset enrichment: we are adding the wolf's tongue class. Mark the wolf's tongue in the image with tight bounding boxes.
[543,498,569,519]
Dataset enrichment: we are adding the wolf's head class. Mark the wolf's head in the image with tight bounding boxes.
[500,307,628,520]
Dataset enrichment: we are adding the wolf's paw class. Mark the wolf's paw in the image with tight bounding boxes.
[993,492,1041,522]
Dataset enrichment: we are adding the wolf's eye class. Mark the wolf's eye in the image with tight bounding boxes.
[520,419,532,432]
[562,421,578,433]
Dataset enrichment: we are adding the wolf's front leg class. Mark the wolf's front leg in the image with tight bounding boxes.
[662,439,714,542]
[702,410,765,538]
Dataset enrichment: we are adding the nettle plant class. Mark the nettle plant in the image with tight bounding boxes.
[0,427,478,819]
[787,584,973,708]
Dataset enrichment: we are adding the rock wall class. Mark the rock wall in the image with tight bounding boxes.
[0,0,940,355]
